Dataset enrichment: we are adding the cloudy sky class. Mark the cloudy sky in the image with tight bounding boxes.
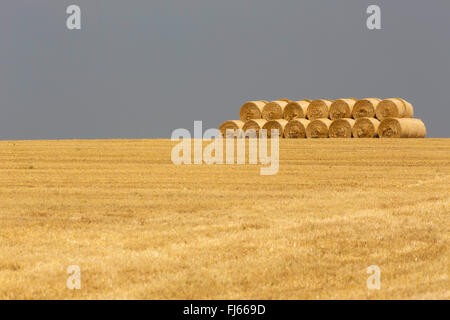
[1,0,449,138]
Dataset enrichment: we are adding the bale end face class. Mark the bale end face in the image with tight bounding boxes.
[306,119,332,138]
[218,120,245,138]
[284,119,310,138]
[262,119,288,138]
[376,98,414,120]
[239,101,266,122]
[283,100,309,121]
[329,119,355,138]
[352,98,381,119]
[329,99,356,120]
[307,99,333,120]
[352,117,380,138]
[242,119,268,137]
[262,101,287,120]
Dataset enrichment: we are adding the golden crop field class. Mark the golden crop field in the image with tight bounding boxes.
[0,139,449,299]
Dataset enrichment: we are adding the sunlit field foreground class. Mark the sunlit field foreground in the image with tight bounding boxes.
[0,139,449,299]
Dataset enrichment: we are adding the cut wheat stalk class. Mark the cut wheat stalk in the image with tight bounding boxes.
[329,118,355,138]
[283,100,310,121]
[378,118,426,138]
[306,118,332,138]
[352,117,380,138]
[352,98,381,119]
[329,98,358,120]
[306,99,334,120]
[239,101,267,122]
[376,98,414,121]
[284,119,310,138]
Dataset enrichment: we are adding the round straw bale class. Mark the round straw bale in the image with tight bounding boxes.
[397,98,414,118]
[376,98,414,120]
[378,118,426,138]
[218,120,245,138]
[262,100,288,120]
[352,117,380,138]
[239,101,266,122]
[329,118,355,138]
[306,99,334,120]
[284,119,310,138]
[262,119,288,138]
[306,119,332,138]
[352,98,381,118]
[329,99,358,120]
[283,100,310,120]
[242,119,268,136]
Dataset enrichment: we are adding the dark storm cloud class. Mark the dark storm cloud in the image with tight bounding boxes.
[0,0,449,138]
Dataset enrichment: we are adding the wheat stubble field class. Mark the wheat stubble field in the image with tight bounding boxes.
[0,139,448,299]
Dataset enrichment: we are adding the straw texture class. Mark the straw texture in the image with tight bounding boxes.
[306,99,334,120]
[352,98,381,119]
[352,117,380,138]
[262,100,288,120]
[329,119,355,138]
[284,119,310,139]
[283,100,310,121]
[262,119,288,138]
[378,118,426,138]
[242,119,268,136]
[218,120,245,138]
[329,98,358,120]
[376,98,414,120]
[306,119,332,138]
[239,101,266,122]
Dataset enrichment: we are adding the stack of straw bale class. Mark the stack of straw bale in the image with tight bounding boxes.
[218,98,426,138]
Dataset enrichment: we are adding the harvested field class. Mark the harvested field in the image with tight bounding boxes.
[0,139,449,299]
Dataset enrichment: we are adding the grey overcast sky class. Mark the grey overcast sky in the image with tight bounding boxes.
[0,0,449,139]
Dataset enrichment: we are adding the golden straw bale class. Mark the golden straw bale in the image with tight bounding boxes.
[262,119,288,138]
[218,120,245,138]
[284,119,310,138]
[242,119,268,136]
[376,98,414,120]
[239,101,266,122]
[352,98,381,119]
[378,118,426,138]
[329,99,358,120]
[306,119,332,138]
[352,117,380,138]
[306,99,334,120]
[283,100,310,120]
[329,118,355,138]
[262,100,288,120]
